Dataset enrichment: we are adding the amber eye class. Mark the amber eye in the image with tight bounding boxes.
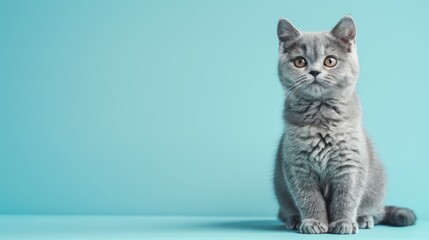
[324,56,337,67]
[294,57,307,68]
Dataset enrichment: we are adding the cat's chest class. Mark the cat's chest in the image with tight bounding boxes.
[287,125,354,172]
[297,127,338,159]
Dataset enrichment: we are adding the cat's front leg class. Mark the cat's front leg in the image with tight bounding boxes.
[328,163,365,234]
[283,164,328,234]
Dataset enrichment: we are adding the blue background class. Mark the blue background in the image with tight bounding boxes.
[0,0,428,219]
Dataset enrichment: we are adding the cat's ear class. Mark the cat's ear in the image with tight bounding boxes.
[331,15,356,51]
[277,18,301,44]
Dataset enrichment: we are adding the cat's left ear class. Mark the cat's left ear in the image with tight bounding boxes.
[331,15,356,52]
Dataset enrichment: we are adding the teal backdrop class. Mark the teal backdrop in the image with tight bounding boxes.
[0,0,428,218]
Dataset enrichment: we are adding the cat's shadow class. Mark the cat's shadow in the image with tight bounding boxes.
[200,219,289,232]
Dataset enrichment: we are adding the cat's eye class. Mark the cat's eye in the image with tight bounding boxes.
[294,57,307,68]
[324,56,337,67]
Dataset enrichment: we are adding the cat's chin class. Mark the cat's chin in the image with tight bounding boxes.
[300,84,334,99]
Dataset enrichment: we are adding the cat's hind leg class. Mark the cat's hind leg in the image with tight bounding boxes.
[278,209,301,230]
[357,215,374,229]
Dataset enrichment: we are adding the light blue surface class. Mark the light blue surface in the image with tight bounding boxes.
[0,216,427,240]
[0,0,428,218]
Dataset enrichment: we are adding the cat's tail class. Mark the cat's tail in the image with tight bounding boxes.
[380,206,417,226]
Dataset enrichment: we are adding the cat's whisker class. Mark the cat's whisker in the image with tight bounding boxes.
[321,78,335,85]
[289,78,307,91]
[287,78,311,99]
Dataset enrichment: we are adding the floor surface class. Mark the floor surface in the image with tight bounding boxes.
[0,215,426,239]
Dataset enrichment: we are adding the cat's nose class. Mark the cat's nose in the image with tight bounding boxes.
[309,70,321,77]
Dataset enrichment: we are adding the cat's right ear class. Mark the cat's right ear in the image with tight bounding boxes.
[277,18,301,44]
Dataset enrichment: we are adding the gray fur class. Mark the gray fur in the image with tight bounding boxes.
[273,16,416,234]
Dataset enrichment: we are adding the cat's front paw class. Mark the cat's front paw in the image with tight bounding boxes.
[329,219,358,234]
[299,219,328,234]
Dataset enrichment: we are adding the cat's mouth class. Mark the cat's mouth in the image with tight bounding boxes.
[305,78,330,95]
[310,78,323,85]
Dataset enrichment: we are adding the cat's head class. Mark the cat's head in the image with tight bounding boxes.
[277,16,359,99]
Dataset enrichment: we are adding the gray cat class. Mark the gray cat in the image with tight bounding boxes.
[273,15,416,234]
